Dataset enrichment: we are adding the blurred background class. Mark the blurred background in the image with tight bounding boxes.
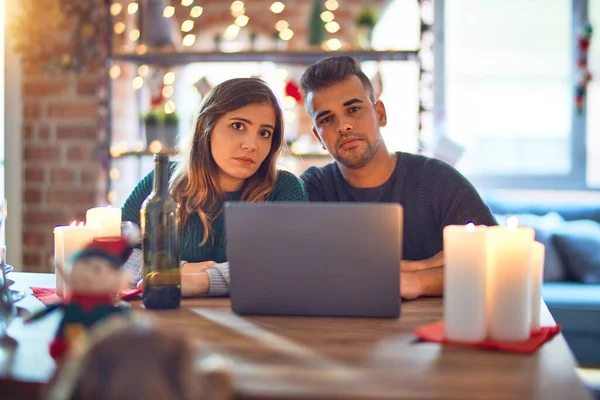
[1,0,600,272]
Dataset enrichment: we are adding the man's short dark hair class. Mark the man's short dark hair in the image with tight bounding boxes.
[300,56,376,104]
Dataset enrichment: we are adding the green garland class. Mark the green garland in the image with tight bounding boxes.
[8,0,105,73]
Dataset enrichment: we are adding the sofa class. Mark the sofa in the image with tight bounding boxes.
[483,191,600,368]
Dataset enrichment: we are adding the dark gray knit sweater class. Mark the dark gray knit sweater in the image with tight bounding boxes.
[300,152,497,260]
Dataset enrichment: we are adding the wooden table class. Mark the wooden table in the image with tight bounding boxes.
[0,273,593,400]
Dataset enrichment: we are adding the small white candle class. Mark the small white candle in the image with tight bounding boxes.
[53,226,66,296]
[61,221,94,278]
[86,206,122,238]
[487,217,535,342]
[443,223,488,342]
[530,241,545,332]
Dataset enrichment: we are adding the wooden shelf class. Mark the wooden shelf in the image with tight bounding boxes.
[111,149,179,159]
[111,49,419,65]
[111,149,331,160]
[284,152,332,158]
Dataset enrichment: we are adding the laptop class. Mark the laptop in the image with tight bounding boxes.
[224,202,403,318]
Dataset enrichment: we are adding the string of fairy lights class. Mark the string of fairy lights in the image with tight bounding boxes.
[104,1,430,204]
[106,1,326,203]
[107,0,346,116]
[109,1,344,51]
[106,0,346,132]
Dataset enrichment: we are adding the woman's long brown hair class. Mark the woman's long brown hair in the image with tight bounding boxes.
[170,78,284,245]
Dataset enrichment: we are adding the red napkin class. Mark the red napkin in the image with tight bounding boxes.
[414,321,561,354]
[30,287,142,307]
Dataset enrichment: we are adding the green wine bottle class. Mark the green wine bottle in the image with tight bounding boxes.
[141,154,181,309]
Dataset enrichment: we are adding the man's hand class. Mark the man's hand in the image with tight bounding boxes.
[400,272,422,300]
[399,252,444,299]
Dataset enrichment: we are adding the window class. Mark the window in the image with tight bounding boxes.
[587,0,600,187]
[371,0,421,153]
[441,0,595,189]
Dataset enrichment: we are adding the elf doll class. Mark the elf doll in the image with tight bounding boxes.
[28,236,135,361]
[46,316,234,400]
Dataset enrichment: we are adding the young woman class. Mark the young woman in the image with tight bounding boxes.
[121,78,308,296]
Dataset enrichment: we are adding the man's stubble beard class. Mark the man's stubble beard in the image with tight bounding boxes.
[333,134,381,170]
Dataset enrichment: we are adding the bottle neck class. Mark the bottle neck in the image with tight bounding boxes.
[153,160,170,195]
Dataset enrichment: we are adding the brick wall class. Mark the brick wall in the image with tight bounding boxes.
[21,0,382,271]
[22,69,108,271]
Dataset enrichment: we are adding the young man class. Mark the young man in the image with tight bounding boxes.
[299,56,497,300]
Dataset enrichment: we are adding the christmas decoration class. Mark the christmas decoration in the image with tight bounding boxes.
[146,70,166,108]
[418,0,434,154]
[273,30,286,50]
[26,236,136,361]
[308,0,326,46]
[354,7,378,50]
[143,109,179,150]
[194,76,213,97]
[214,33,222,52]
[285,79,303,102]
[8,0,105,73]
[370,66,383,100]
[47,316,234,400]
[140,0,182,50]
[575,22,593,113]
[249,31,259,50]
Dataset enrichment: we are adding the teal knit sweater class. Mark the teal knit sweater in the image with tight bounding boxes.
[122,168,309,266]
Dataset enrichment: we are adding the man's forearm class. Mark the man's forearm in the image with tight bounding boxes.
[402,251,444,272]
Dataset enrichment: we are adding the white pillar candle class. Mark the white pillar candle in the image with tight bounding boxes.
[61,222,95,280]
[86,206,122,238]
[530,241,545,332]
[53,226,66,296]
[443,223,488,342]
[487,217,535,342]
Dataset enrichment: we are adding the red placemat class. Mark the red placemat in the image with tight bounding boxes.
[414,321,561,354]
[30,287,142,306]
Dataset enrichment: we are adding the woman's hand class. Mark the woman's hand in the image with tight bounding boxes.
[136,261,216,297]
[183,261,217,273]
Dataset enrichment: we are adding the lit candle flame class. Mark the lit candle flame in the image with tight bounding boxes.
[507,216,519,230]
[466,222,475,232]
